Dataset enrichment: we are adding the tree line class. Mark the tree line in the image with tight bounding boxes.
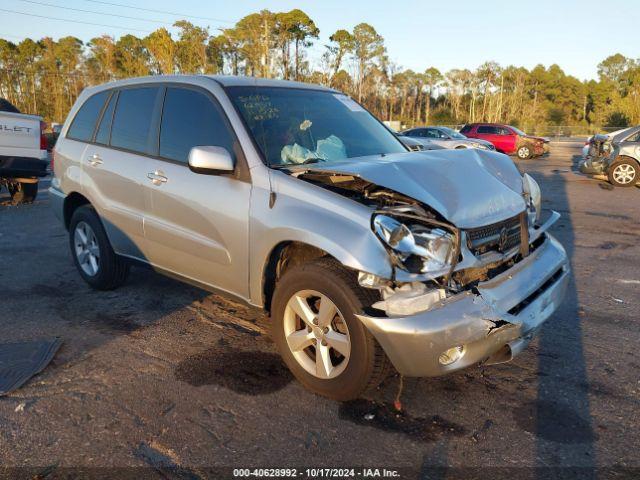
[1,8,638,132]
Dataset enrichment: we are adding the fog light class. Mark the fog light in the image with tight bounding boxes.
[439,345,465,366]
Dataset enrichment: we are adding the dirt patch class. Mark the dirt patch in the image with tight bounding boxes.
[174,348,292,395]
[339,400,466,443]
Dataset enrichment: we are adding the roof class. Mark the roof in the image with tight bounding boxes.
[82,74,337,95]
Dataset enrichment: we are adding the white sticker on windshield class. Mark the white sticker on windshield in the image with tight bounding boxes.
[333,94,365,112]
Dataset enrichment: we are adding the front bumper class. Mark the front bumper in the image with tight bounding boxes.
[579,157,607,175]
[357,234,569,377]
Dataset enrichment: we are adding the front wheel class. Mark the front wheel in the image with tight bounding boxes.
[608,158,638,187]
[271,259,390,401]
[517,145,533,159]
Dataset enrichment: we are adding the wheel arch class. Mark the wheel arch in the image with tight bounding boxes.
[261,241,339,314]
[63,191,91,230]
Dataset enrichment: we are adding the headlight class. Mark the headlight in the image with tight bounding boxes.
[372,215,454,275]
[522,173,541,226]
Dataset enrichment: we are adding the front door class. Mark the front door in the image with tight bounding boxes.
[143,86,252,300]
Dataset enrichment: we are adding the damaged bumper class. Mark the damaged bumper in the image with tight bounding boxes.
[579,157,607,175]
[356,234,569,377]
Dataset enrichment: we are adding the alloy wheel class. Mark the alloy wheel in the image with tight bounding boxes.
[612,163,636,185]
[74,221,100,276]
[518,147,530,159]
[283,290,350,379]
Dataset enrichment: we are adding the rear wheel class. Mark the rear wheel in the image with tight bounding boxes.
[9,181,38,204]
[608,158,638,187]
[69,205,129,290]
[517,145,532,159]
[271,258,390,401]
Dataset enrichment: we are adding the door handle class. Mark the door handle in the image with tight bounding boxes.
[88,153,103,166]
[147,171,168,185]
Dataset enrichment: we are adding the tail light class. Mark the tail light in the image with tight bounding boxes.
[40,120,47,150]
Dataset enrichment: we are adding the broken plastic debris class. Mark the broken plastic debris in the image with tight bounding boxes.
[373,283,446,316]
[15,402,26,413]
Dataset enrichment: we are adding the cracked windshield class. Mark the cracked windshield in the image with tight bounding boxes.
[227,86,406,166]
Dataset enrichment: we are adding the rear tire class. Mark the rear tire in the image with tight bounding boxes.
[608,158,638,187]
[69,205,129,290]
[271,258,391,401]
[517,145,533,159]
[9,181,38,204]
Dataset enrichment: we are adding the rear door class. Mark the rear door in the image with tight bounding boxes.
[83,86,162,260]
[143,85,252,299]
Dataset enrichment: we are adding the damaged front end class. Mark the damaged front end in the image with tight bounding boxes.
[293,162,569,377]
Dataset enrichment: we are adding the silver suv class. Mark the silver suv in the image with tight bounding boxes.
[51,76,569,400]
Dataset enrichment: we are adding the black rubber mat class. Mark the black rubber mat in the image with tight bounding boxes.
[0,338,62,396]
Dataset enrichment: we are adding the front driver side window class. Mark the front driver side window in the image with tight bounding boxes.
[159,87,235,163]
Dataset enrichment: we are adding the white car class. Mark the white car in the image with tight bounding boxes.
[401,126,495,150]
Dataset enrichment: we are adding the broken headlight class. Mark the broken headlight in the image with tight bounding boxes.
[522,173,541,226]
[373,215,454,275]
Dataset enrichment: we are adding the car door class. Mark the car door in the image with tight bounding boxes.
[424,128,448,148]
[81,87,162,260]
[496,126,517,154]
[475,125,499,149]
[143,85,251,300]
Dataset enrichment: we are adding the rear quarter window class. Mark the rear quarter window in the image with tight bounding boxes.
[67,91,109,142]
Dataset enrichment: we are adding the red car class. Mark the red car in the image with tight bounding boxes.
[460,123,549,159]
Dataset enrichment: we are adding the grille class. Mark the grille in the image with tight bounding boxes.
[466,215,522,256]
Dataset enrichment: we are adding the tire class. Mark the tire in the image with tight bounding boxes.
[516,145,533,159]
[69,205,129,290]
[608,158,638,188]
[9,181,38,204]
[271,258,391,401]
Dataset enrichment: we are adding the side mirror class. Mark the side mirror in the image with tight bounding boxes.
[188,146,234,174]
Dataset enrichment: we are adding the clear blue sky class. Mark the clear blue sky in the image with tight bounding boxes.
[1,0,638,80]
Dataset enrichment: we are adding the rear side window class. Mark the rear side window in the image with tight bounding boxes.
[626,131,640,143]
[111,87,162,154]
[477,125,498,134]
[95,92,117,145]
[67,91,109,142]
[159,87,235,163]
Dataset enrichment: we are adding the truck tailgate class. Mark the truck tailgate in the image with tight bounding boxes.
[0,111,47,160]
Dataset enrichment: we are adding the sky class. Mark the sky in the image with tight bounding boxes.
[1,0,638,81]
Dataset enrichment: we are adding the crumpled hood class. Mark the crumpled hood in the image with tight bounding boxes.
[300,150,527,229]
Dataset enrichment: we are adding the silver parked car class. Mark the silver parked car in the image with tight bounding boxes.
[401,126,495,150]
[580,126,640,187]
[51,76,569,400]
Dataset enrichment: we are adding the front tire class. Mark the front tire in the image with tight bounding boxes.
[9,181,38,204]
[69,205,129,290]
[517,145,532,159]
[271,259,390,401]
[608,158,638,187]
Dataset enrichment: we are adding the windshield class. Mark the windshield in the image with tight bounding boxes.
[226,86,407,167]
[438,127,466,139]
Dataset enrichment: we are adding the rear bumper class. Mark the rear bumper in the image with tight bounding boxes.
[0,155,49,178]
[357,234,569,377]
[48,181,66,225]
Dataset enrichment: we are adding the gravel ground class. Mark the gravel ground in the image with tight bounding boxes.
[0,142,638,479]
